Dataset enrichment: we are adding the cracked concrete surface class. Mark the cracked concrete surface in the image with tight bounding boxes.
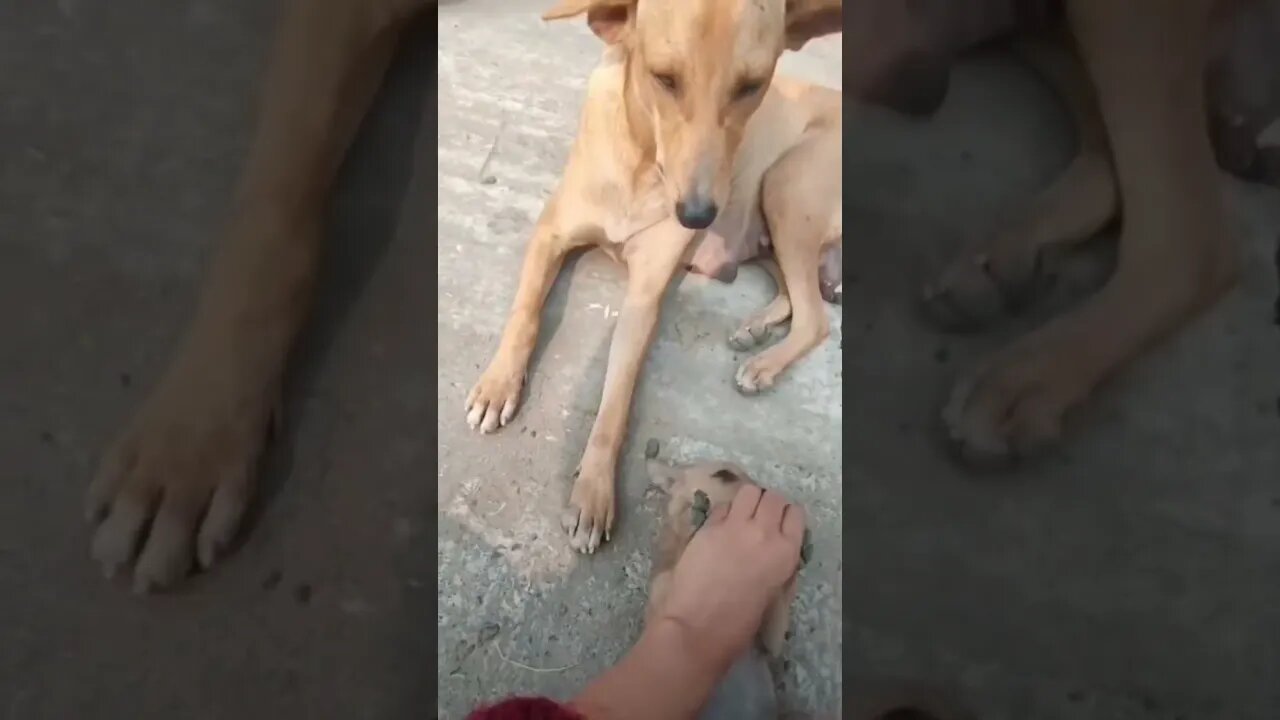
[2,1,1278,719]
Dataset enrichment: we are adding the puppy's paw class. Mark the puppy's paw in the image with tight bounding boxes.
[560,463,616,554]
[734,353,782,395]
[941,335,1088,470]
[466,361,525,433]
[86,376,272,592]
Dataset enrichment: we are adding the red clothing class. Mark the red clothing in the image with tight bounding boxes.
[466,696,584,720]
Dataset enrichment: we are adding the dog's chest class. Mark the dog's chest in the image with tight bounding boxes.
[596,176,670,261]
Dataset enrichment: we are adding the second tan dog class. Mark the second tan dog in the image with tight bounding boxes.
[465,0,842,553]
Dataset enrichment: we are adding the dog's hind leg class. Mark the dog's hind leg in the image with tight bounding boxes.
[86,0,428,592]
[942,0,1236,467]
[735,128,840,395]
[728,259,794,351]
[922,32,1118,332]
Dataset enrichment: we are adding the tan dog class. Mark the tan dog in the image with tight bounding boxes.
[644,456,799,720]
[464,0,842,553]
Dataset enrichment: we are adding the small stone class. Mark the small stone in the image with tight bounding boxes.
[39,430,54,445]
[293,583,313,606]
[933,346,950,363]
[478,623,500,645]
[644,438,660,459]
[119,372,132,388]
[530,430,537,438]
[481,175,497,185]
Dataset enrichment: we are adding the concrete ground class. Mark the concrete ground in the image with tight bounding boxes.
[2,2,1278,720]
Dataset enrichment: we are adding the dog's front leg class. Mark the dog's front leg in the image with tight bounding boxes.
[562,221,694,553]
[467,198,579,433]
[86,0,425,592]
[943,0,1237,467]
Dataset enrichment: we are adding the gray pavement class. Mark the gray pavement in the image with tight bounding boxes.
[0,1,1278,719]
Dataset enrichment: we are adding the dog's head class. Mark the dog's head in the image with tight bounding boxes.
[543,0,841,230]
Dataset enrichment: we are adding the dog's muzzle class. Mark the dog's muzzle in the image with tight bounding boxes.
[675,196,718,230]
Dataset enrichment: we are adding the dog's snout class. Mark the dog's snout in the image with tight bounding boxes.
[675,197,718,230]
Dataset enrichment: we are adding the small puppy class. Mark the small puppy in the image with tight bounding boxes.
[644,455,800,720]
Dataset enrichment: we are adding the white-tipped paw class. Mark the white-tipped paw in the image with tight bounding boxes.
[465,363,525,434]
[87,391,266,593]
[560,466,616,554]
[734,355,781,395]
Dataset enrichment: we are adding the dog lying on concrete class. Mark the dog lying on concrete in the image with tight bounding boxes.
[643,455,799,720]
[464,0,842,553]
[85,0,1276,589]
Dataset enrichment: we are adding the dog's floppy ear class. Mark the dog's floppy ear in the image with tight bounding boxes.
[542,0,634,45]
[784,0,842,51]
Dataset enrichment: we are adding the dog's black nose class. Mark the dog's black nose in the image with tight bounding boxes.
[675,198,718,230]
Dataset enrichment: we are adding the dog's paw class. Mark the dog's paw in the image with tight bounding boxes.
[941,333,1089,469]
[728,320,779,351]
[921,246,1043,333]
[86,376,272,593]
[560,463,615,554]
[734,353,782,395]
[466,361,525,433]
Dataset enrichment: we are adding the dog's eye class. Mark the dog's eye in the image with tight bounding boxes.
[733,80,764,100]
[652,72,678,93]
